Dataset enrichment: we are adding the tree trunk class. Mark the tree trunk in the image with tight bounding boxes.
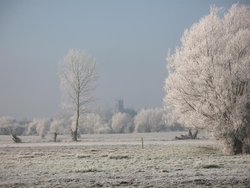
[224,136,244,155]
[53,132,57,142]
[232,137,243,154]
[225,137,250,155]
[72,130,77,141]
[192,129,199,139]
[72,89,80,142]
[72,114,78,142]
[11,133,22,143]
[176,129,199,140]
[242,138,250,154]
[188,129,198,139]
[243,143,250,154]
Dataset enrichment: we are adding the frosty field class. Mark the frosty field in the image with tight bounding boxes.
[0,132,250,187]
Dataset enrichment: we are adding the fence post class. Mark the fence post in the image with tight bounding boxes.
[141,137,144,149]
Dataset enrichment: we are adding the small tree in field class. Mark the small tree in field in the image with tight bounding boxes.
[111,112,134,133]
[134,108,166,133]
[35,119,50,139]
[50,119,63,142]
[59,49,97,141]
[79,113,111,134]
[164,4,250,154]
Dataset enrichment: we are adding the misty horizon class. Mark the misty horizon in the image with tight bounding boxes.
[0,0,249,119]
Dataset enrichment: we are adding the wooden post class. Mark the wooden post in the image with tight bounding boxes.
[53,132,57,142]
[141,137,144,149]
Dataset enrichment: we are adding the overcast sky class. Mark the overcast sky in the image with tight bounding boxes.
[0,0,248,119]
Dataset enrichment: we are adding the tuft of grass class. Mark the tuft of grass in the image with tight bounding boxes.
[100,154,108,157]
[89,149,99,152]
[202,164,222,169]
[60,154,75,158]
[162,169,169,173]
[18,155,35,158]
[76,154,91,158]
[32,152,45,156]
[197,146,218,155]
[75,168,101,173]
[108,154,129,159]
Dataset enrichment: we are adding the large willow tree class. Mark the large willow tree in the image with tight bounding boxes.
[164,5,250,154]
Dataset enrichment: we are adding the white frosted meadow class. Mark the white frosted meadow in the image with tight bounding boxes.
[0,133,250,187]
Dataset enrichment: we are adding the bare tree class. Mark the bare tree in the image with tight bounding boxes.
[59,49,97,141]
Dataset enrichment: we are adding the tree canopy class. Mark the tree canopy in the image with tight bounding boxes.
[164,4,250,154]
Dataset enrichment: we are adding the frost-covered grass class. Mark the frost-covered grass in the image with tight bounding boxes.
[0,132,249,187]
[0,132,188,144]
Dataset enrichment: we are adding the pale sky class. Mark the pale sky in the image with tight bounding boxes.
[0,0,248,119]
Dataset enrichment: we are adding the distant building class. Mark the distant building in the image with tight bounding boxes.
[114,99,124,113]
[114,99,137,117]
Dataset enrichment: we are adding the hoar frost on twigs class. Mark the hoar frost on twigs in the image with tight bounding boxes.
[78,113,111,134]
[164,4,250,154]
[59,49,97,141]
[111,112,134,133]
[26,119,50,138]
[134,108,166,132]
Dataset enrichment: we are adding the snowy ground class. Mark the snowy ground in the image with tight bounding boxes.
[0,132,250,187]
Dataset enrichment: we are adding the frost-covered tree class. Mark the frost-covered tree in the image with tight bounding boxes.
[163,107,185,131]
[26,119,50,138]
[50,119,64,142]
[164,4,250,154]
[0,116,17,135]
[111,112,134,133]
[95,105,113,122]
[134,108,166,133]
[35,119,50,139]
[50,119,64,134]
[27,119,50,138]
[59,49,97,141]
[79,113,111,134]
[0,116,26,135]
[26,120,37,135]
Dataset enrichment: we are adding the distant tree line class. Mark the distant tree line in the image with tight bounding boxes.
[0,108,184,137]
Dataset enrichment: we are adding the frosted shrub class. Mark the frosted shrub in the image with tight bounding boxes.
[0,116,27,136]
[79,113,110,134]
[26,119,50,138]
[0,116,17,135]
[134,108,166,133]
[50,119,64,142]
[36,119,50,139]
[50,119,61,134]
[97,123,112,134]
[111,112,134,133]
[26,121,37,135]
